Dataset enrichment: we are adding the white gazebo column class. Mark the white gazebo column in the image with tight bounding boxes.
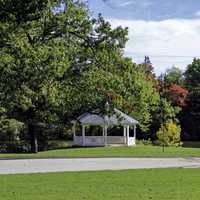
[123,126,127,144]
[126,125,130,146]
[104,126,108,146]
[73,123,76,137]
[82,125,86,146]
[133,125,136,145]
[102,126,105,146]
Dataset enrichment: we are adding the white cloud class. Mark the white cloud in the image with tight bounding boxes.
[140,1,153,7]
[117,1,134,7]
[104,0,134,8]
[108,18,200,75]
[103,0,153,8]
[195,11,200,16]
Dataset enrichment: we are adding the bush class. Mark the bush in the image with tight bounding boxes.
[47,140,71,150]
[136,139,152,146]
[0,141,30,153]
[156,120,181,147]
[0,118,24,152]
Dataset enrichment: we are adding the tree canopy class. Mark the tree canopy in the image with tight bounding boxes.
[164,66,184,86]
[0,0,165,152]
[1,0,198,152]
[183,58,200,140]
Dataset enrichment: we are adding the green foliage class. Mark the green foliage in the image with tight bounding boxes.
[183,58,200,140]
[185,58,200,90]
[164,66,184,86]
[161,99,181,123]
[120,64,160,132]
[0,0,132,152]
[136,139,152,146]
[150,97,181,139]
[0,118,24,142]
[47,140,71,150]
[156,120,181,147]
[0,118,24,152]
[0,0,187,152]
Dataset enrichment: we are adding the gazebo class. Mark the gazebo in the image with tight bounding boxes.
[72,108,139,147]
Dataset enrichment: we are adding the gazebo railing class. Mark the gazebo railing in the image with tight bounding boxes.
[107,136,126,144]
[73,136,83,146]
[73,136,129,146]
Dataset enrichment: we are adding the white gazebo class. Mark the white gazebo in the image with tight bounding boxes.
[72,108,139,147]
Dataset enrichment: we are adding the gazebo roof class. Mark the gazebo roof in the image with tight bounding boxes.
[75,108,139,126]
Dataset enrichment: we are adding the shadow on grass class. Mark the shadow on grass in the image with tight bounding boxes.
[182,141,200,148]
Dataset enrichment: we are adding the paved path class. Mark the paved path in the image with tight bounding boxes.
[0,157,200,174]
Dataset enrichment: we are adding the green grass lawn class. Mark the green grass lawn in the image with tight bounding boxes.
[0,168,200,200]
[0,145,200,159]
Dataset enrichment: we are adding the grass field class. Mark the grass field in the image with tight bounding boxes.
[0,168,200,200]
[0,145,200,159]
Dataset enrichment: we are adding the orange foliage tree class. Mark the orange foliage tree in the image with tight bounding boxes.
[166,84,188,107]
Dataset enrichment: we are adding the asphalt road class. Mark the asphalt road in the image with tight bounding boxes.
[0,157,200,174]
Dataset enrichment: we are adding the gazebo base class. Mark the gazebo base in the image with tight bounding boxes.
[73,136,136,147]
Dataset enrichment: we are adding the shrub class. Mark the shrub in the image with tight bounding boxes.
[0,118,24,152]
[136,139,152,146]
[47,140,71,150]
[156,120,181,147]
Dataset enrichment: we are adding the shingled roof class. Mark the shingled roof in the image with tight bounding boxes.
[75,108,139,126]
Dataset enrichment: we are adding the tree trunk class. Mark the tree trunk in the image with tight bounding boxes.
[28,122,38,153]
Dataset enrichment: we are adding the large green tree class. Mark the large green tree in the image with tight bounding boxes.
[0,0,167,152]
[184,58,200,140]
[0,0,87,152]
[164,66,184,86]
[0,0,130,152]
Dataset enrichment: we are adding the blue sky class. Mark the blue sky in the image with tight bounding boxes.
[86,0,200,74]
